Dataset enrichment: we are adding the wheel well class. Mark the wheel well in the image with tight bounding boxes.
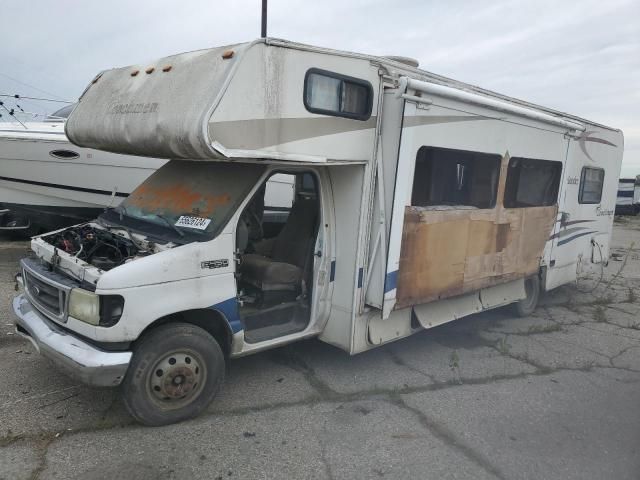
[138,308,233,356]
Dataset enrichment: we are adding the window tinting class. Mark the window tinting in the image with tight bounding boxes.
[579,167,605,204]
[411,146,501,209]
[503,158,562,208]
[304,69,372,120]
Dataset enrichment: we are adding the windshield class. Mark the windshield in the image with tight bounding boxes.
[45,103,76,121]
[101,161,266,242]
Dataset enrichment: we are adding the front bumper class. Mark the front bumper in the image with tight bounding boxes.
[12,294,131,387]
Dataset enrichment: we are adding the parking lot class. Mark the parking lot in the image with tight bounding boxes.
[1,217,639,480]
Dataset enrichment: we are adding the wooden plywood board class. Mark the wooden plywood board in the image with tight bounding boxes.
[396,218,469,305]
[395,152,558,309]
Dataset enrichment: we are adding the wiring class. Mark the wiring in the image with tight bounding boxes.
[0,93,72,104]
[575,239,604,294]
[0,101,26,128]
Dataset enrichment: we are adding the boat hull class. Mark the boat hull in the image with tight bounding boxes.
[0,122,166,231]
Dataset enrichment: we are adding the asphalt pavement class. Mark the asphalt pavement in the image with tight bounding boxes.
[1,217,639,480]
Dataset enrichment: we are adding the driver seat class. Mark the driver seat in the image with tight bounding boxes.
[240,197,317,293]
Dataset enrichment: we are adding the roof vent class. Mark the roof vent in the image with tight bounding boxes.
[384,55,419,68]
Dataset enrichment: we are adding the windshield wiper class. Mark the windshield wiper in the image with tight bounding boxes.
[156,214,185,238]
[103,205,185,240]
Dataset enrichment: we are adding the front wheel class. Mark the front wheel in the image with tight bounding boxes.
[122,322,225,426]
[513,275,540,317]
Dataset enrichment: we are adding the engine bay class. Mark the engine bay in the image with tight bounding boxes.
[42,224,150,271]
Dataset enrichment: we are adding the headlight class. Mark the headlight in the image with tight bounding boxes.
[68,289,100,325]
[69,289,125,327]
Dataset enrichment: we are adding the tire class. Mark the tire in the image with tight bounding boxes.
[122,322,225,426]
[514,275,540,317]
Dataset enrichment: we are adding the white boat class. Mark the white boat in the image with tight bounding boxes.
[0,105,167,233]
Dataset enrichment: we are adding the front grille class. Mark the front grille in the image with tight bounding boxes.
[25,270,66,317]
[21,258,77,323]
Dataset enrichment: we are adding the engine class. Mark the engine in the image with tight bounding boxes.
[42,224,143,271]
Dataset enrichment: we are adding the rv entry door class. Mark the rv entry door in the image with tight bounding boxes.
[363,89,405,312]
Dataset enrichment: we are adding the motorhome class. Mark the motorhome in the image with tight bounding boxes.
[13,38,624,425]
[615,177,639,215]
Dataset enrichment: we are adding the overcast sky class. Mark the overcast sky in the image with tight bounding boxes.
[1,0,638,176]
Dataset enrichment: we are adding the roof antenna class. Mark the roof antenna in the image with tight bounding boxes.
[261,0,267,38]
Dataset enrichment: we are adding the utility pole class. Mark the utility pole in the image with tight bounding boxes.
[261,0,267,38]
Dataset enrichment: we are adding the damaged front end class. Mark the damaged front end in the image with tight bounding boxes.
[30,220,177,288]
[42,223,150,271]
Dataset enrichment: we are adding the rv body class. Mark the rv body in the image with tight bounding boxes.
[13,39,624,424]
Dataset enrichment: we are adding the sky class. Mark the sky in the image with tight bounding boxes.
[1,0,638,176]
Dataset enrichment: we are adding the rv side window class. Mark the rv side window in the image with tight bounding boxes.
[304,69,373,120]
[503,158,562,208]
[411,146,501,209]
[579,167,605,204]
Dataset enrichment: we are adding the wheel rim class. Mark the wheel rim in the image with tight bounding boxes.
[147,350,207,410]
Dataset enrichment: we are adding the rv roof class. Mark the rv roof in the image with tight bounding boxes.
[266,38,619,133]
[66,37,621,163]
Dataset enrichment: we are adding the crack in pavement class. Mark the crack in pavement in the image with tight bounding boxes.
[28,435,55,480]
[318,415,336,480]
[4,360,639,451]
[387,393,506,480]
[385,349,437,383]
[0,385,82,411]
[2,259,639,475]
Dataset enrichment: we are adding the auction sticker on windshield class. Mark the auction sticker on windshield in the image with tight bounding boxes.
[175,216,211,230]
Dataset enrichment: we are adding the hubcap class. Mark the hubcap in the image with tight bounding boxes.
[149,351,205,408]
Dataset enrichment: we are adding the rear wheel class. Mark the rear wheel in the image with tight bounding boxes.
[514,275,540,317]
[122,322,225,426]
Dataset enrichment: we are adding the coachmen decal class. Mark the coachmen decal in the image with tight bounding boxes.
[107,102,159,115]
[596,206,614,217]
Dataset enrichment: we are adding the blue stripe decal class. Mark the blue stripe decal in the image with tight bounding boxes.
[210,297,242,333]
[549,226,589,240]
[384,270,398,293]
[330,260,336,282]
[357,268,363,288]
[617,191,634,198]
[557,230,596,246]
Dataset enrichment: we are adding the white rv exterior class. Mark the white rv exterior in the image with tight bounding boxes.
[13,38,624,425]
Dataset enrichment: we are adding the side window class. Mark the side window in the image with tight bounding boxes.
[304,69,373,120]
[579,167,605,204]
[503,158,562,208]
[265,174,295,211]
[411,146,501,209]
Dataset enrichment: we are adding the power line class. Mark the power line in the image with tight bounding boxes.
[0,72,68,101]
[0,93,72,104]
